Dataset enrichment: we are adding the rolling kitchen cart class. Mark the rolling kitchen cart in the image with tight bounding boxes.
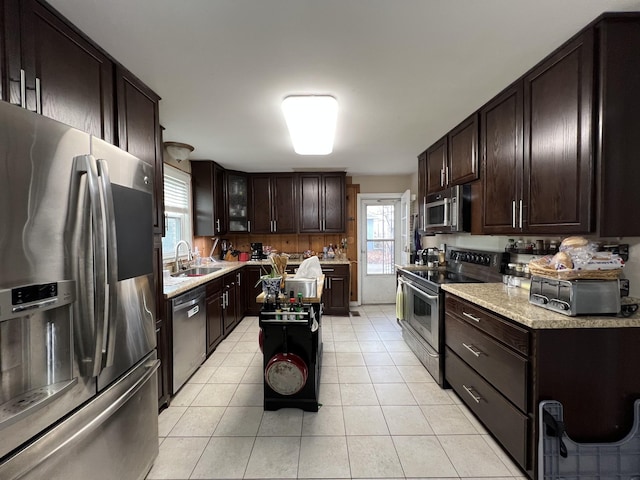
[259,303,322,411]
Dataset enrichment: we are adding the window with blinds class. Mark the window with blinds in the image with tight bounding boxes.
[161,165,193,260]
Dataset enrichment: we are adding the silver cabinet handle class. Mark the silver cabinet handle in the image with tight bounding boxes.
[20,69,26,108]
[512,200,516,228]
[216,218,221,233]
[519,199,523,229]
[462,311,481,322]
[247,220,251,232]
[445,166,449,186]
[35,77,42,114]
[463,385,481,403]
[273,220,277,232]
[462,342,482,357]
[236,272,241,285]
[440,168,444,187]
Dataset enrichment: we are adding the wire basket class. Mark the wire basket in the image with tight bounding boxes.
[528,260,622,280]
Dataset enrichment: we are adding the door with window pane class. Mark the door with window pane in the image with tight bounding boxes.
[361,198,400,304]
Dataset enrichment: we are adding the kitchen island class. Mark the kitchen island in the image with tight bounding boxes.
[441,283,640,479]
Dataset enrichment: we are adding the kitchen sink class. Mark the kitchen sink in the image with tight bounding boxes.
[171,266,223,277]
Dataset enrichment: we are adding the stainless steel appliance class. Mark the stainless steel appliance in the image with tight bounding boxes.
[422,185,470,233]
[397,249,507,385]
[0,101,159,480]
[529,276,621,316]
[172,286,206,392]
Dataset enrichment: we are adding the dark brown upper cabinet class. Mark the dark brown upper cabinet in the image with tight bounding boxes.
[226,171,249,233]
[594,16,640,237]
[478,14,640,237]
[522,31,594,234]
[448,113,479,186]
[249,174,297,234]
[299,172,346,233]
[426,114,479,195]
[481,82,524,235]
[481,32,594,235]
[426,137,447,194]
[191,160,227,236]
[5,0,114,142]
[116,65,163,234]
[482,33,594,235]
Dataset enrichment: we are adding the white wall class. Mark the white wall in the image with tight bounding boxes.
[351,175,412,194]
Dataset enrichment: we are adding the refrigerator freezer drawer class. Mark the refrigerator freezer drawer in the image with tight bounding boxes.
[0,351,159,480]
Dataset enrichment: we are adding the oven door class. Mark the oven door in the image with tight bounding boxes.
[401,279,440,351]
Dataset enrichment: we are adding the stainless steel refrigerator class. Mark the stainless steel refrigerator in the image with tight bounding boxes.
[0,101,159,479]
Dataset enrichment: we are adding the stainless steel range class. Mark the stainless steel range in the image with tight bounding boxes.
[397,249,507,385]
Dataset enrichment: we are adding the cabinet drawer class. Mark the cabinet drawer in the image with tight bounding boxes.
[445,348,528,470]
[445,294,529,355]
[446,314,528,411]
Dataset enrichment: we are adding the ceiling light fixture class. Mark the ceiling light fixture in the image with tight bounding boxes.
[281,95,338,155]
[163,141,194,163]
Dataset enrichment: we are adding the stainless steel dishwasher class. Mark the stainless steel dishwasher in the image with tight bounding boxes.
[172,286,206,393]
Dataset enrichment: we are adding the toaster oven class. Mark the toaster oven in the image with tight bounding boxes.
[529,276,621,316]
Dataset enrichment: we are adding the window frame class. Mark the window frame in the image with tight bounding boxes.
[161,164,193,262]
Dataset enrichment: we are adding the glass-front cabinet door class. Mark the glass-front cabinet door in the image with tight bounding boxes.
[227,172,249,232]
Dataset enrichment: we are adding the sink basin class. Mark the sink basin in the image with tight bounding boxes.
[171,266,223,278]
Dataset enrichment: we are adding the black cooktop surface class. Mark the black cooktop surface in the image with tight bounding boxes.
[403,269,480,286]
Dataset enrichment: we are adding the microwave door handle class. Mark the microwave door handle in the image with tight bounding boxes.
[443,198,450,227]
[96,159,119,369]
[73,155,107,378]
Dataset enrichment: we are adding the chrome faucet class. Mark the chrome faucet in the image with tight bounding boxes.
[174,240,193,272]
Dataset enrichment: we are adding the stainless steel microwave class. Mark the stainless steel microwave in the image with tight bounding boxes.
[422,184,470,233]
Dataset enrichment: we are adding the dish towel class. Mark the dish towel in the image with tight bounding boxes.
[396,282,404,321]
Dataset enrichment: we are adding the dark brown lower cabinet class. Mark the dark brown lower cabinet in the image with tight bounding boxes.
[206,278,224,355]
[223,273,238,334]
[444,293,640,479]
[322,264,350,316]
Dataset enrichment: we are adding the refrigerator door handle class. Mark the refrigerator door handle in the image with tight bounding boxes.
[96,159,119,369]
[73,155,108,378]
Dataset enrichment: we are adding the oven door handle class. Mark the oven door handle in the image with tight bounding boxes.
[402,279,439,301]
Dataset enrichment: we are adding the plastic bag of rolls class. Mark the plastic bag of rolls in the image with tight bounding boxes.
[528,236,624,280]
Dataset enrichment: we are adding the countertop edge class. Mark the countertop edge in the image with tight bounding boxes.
[163,259,351,299]
[441,283,640,329]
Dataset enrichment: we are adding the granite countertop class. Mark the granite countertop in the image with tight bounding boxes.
[163,258,351,299]
[163,261,243,299]
[441,283,640,329]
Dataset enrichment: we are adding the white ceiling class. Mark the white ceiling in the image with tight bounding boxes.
[48,0,640,175]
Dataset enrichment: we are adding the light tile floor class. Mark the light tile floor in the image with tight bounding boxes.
[147,305,528,480]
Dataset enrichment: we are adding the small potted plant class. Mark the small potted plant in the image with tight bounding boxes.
[255,254,287,296]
